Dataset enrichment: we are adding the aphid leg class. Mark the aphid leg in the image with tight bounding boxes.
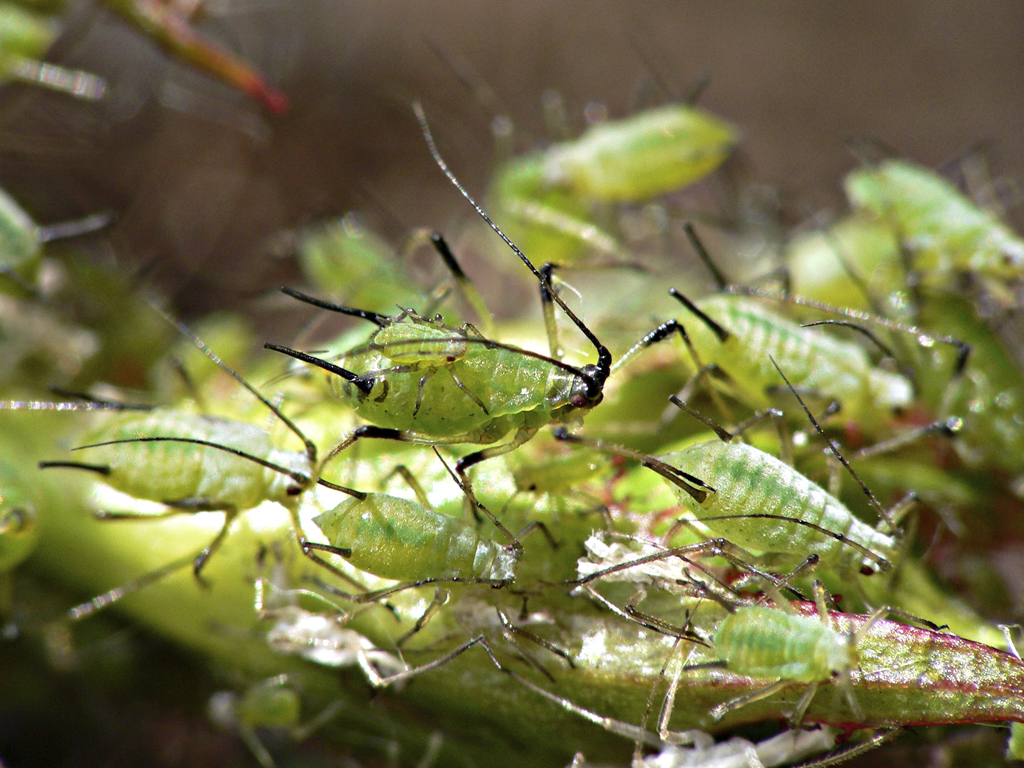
[540,262,563,360]
[668,393,789,459]
[496,607,575,670]
[435,448,524,553]
[454,426,539,490]
[790,729,902,768]
[500,666,662,746]
[709,679,795,723]
[67,551,202,621]
[553,427,716,504]
[770,357,899,533]
[358,633,500,689]
[395,588,450,647]
[402,229,495,336]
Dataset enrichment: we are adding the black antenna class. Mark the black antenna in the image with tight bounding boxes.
[413,101,612,397]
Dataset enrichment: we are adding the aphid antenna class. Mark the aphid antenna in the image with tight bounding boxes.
[501,665,662,746]
[151,304,322,463]
[63,436,365,499]
[623,592,710,647]
[577,583,687,639]
[732,285,971,375]
[552,427,715,504]
[0,398,147,412]
[37,210,115,244]
[67,551,201,621]
[682,221,730,290]
[789,728,902,768]
[769,356,896,531]
[414,101,612,396]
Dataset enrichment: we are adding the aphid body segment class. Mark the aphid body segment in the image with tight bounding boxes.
[846,159,1024,281]
[677,293,913,431]
[652,439,896,573]
[314,492,518,583]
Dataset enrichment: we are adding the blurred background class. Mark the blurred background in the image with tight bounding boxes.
[2,0,1022,317]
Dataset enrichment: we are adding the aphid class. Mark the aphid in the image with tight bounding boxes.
[21,315,366,616]
[488,102,737,266]
[845,158,1024,284]
[706,581,890,727]
[308,455,533,602]
[207,675,343,768]
[658,288,916,433]
[556,378,910,579]
[265,104,638,484]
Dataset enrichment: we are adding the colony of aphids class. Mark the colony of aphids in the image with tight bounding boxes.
[1,57,1023,768]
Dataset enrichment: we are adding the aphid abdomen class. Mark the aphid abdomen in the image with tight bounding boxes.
[714,607,837,683]
[314,495,491,581]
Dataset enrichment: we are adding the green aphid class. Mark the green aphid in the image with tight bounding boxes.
[708,582,889,727]
[845,159,1024,282]
[487,103,737,266]
[313,490,521,588]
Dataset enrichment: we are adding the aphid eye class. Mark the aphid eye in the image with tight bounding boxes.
[570,393,589,408]
[286,486,303,496]
[860,565,876,576]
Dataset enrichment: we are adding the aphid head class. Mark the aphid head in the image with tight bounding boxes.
[571,363,607,408]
